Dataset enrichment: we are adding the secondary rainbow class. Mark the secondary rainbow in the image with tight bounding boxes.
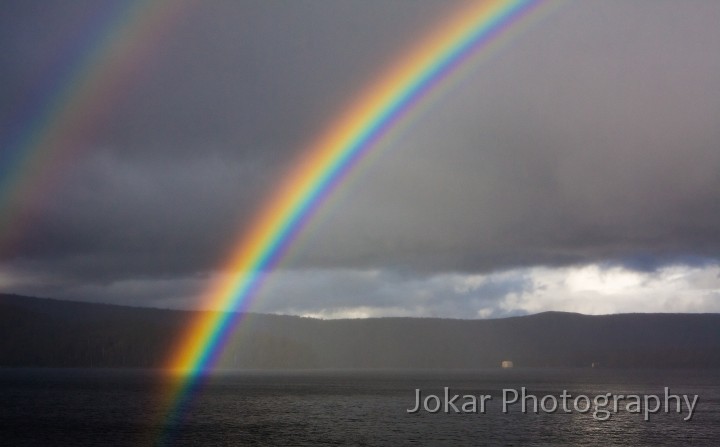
[162,0,552,434]
[0,0,193,256]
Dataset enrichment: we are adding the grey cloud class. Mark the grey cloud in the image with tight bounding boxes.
[287,0,720,273]
[10,149,274,280]
[1,0,464,281]
[254,269,533,319]
[1,1,720,311]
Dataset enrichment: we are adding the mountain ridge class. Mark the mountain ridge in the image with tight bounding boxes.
[2,293,720,369]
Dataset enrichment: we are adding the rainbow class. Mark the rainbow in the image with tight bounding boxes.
[161,0,554,438]
[0,0,193,256]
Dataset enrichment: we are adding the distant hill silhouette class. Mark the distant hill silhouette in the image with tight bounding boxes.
[2,293,720,369]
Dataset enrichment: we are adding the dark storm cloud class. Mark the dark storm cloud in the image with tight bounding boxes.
[288,0,720,273]
[10,150,264,278]
[1,0,461,282]
[2,0,459,155]
[1,1,720,310]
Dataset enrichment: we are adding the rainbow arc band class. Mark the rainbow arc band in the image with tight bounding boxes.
[0,0,555,441]
[170,0,545,376]
[162,2,549,435]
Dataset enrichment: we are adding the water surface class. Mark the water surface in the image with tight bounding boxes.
[1,368,718,445]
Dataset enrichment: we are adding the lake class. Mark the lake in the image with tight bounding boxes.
[1,368,719,445]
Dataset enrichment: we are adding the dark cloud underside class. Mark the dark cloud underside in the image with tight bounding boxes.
[1,1,719,313]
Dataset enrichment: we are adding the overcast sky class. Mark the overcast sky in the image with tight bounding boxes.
[1,0,719,319]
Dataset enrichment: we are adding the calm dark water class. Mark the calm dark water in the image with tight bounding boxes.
[1,368,719,446]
